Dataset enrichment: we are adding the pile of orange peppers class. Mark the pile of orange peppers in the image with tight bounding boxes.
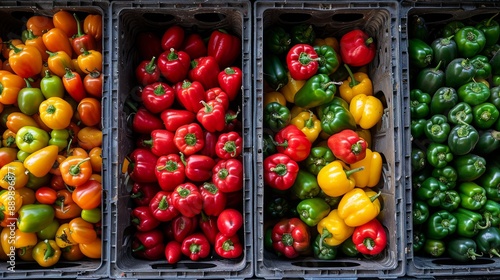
[0,10,103,267]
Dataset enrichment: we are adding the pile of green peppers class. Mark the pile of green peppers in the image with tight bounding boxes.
[409,13,500,262]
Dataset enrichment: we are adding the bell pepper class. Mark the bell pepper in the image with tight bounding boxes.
[475,226,500,258]
[471,55,492,79]
[59,155,92,187]
[340,29,376,67]
[215,232,242,259]
[160,109,195,132]
[290,170,320,200]
[314,45,339,75]
[164,240,182,264]
[271,217,310,258]
[412,148,427,173]
[352,218,387,255]
[291,24,315,45]
[72,179,101,210]
[416,177,448,207]
[214,131,242,160]
[55,223,77,249]
[424,114,450,143]
[479,200,500,227]
[154,154,184,192]
[175,80,205,113]
[263,153,299,191]
[432,165,458,189]
[0,162,28,189]
[263,54,288,91]
[135,56,160,86]
[475,13,500,46]
[473,102,499,129]
[76,126,102,151]
[423,239,445,257]
[17,204,54,233]
[0,190,22,223]
[317,160,363,197]
[448,102,473,125]
[328,129,367,164]
[207,29,241,69]
[17,79,44,116]
[431,36,457,69]
[181,153,215,182]
[274,124,311,162]
[319,101,357,136]
[32,239,61,267]
[127,148,158,183]
[453,153,486,182]
[441,189,460,211]
[204,87,228,112]
[341,237,360,257]
[199,130,219,158]
[458,182,487,211]
[174,123,204,156]
[131,229,164,260]
[158,48,190,84]
[286,43,319,81]
[181,232,210,261]
[350,93,384,130]
[49,129,70,152]
[338,188,381,227]
[144,130,179,157]
[38,96,73,130]
[198,212,218,246]
[317,209,354,246]
[216,208,243,237]
[441,20,464,37]
[212,158,243,193]
[350,148,382,188]
[24,29,49,61]
[218,66,242,102]
[171,182,203,218]
[264,26,291,55]
[0,73,25,105]
[149,191,178,222]
[339,64,373,103]
[411,119,427,139]
[293,74,338,109]
[425,210,457,239]
[313,234,337,260]
[165,215,198,243]
[161,25,184,51]
[81,208,101,224]
[448,237,483,262]
[297,198,330,227]
[474,129,500,155]
[477,163,500,202]
[197,100,226,133]
[68,217,97,244]
[458,81,491,107]
[15,125,49,154]
[130,106,164,134]
[130,183,160,207]
[141,82,175,114]
[410,89,431,119]
[280,72,305,103]
[413,200,430,225]
[23,145,59,177]
[199,182,226,217]
[265,195,290,219]
[455,26,486,58]
[189,56,220,90]
[453,207,490,238]
[131,206,160,232]
[445,58,477,89]
[304,146,335,175]
[264,102,291,132]
[426,143,453,168]
[409,38,433,68]
[8,44,43,79]
[290,111,321,143]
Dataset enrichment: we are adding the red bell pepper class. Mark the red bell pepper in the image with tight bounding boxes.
[212,159,243,193]
[143,129,179,157]
[207,29,241,69]
[215,232,243,259]
[217,208,243,237]
[352,218,387,255]
[200,212,219,245]
[158,48,191,84]
[160,109,195,132]
[176,80,205,113]
[181,233,210,261]
[141,81,175,114]
[127,148,158,183]
[171,182,203,217]
[263,153,299,191]
[181,153,216,182]
[182,33,207,59]
[132,107,164,134]
[188,56,220,89]
[131,206,161,232]
[174,123,205,156]
[136,31,163,61]
[340,29,376,67]
[200,131,220,158]
[135,57,160,86]
[274,125,312,162]
[165,240,182,264]
[327,129,367,164]
[223,108,242,133]
[155,154,185,191]
[271,217,310,259]
[130,182,161,207]
[164,215,198,243]
[205,87,229,111]
[218,66,242,101]
[72,14,97,56]
[215,131,243,159]
[149,191,179,222]
[161,25,185,51]
[197,100,226,133]
[131,229,165,260]
[286,43,319,81]
[200,182,226,216]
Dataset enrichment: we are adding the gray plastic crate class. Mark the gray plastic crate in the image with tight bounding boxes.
[401,1,500,277]
[109,1,253,279]
[254,1,405,278]
[0,1,110,279]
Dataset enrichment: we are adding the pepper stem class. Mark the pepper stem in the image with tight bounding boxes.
[270,163,288,176]
[132,244,145,252]
[363,237,375,251]
[486,13,499,26]
[433,60,442,72]
[467,248,483,260]
[319,228,333,252]
[43,239,54,260]
[370,191,382,202]
[344,167,365,178]
[158,195,169,210]
[222,239,235,252]
[69,157,90,176]
[146,56,156,73]
[223,140,237,157]
[344,64,360,88]
[491,130,500,140]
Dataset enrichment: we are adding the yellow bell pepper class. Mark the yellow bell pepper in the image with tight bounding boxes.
[0,227,11,256]
[349,94,384,130]
[32,239,61,267]
[290,105,308,119]
[264,91,287,107]
[313,37,340,53]
[55,223,77,249]
[317,209,354,246]
[338,65,373,103]
[317,160,363,197]
[290,111,321,143]
[280,72,306,103]
[0,162,29,189]
[0,190,23,218]
[14,228,38,251]
[2,129,16,148]
[23,145,59,177]
[337,188,382,227]
[350,148,382,188]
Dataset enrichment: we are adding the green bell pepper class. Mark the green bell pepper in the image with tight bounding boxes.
[291,170,320,200]
[263,54,288,91]
[263,102,291,132]
[319,102,357,136]
[432,165,458,189]
[452,207,490,238]
[313,234,337,260]
[317,96,349,119]
[81,208,101,223]
[49,129,70,152]
[431,37,458,68]
[453,154,487,182]
[413,230,426,253]
[410,89,431,119]
[412,167,432,189]
[454,26,487,58]
[488,86,500,110]
[264,26,291,55]
[17,150,30,162]
[475,13,500,47]
[263,132,277,158]
[474,129,500,156]
[442,21,465,38]
[26,172,51,190]
[458,81,491,106]
[413,199,430,225]
[479,200,500,227]
[426,143,453,168]
[482,44,500,60]
[447,237,482,262]
[490,49,500,75]
[17,204,55,233]
[426,210,457,239]
[264,227,274,252]
[340,237,359,257]
[409,38,434,68]
[411,119,427,139]
[265,195,290,219]
[445,58,476,89]
[476,227,500,258]
[470,55,492,80]
[409,15,429,41]
[294,74,337,109]
[416,177,448,207]
[40,70,64,99]
[494,77,500,88]
[458,182,487,211]
[423,239,446,257]
[424,114,450,143]
[297,197,330,227]
[447,122,479,155]
[430,87,458,115]
[441,190,461,212]
[15,126,50,153]
[448,102,473,125]
[473,102,499,129]
[317,190,341,209]
[36,219,59,240]
[17,79,44,116]
[290,24,315,45]
[304,146,335,175]
[314,45,339,76]
[412,148,427,173]
[477,162,500,202]
[415,62,445,97]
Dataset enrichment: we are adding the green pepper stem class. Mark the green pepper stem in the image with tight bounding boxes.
[73,13,84,37]
[370,191,382,202]
[467,248,483,260]
[433,60,442,71]
[319,228,333,252]
[179,152,187,166]
[69,157,90,176]
[344,64,359,88]
[43,239,54,260]
[486,13,499,26]
[167,48,178,61]
[490,248,500,258]
[146,56,156,73]
[490,130,500,140]
[158,195,169,210]
[132,244,145,252]
[270,163,288,176]
[345,166,364,178]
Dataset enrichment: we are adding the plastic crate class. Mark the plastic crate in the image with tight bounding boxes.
[401,1,500,277]
[0,1,110,279]
[109,1,253,279]
[253,1,405,278]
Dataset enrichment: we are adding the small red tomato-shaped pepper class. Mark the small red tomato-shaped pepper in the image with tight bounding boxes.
[199,212,219,245]
[165,240,182,264]
[182,33,207,59]
[215,232,243,259]
[181,233,210,261]
[271,217,310,259]
[174,123,205,156]
[197,100,226,133]
[171,182,203,218]
[188,56,220,90]
[143,129,179,157]
[127,148,158,183]
[212,159,243,193]
[286,43,319,81]
[274,125,312,162]
[161,25,185,51]
[175,80,205,113]
[207,29,241,69]
[264,153,299,191]
[181,153,216,182]
[160,109,196,132]
[327,129,367,164]
[215,131,243,159]
[155,154,185,192]
[205,87,229,111]
[217,208,243,237]
[131,206,161,232]
[135,57,160,86]
[340,29,376,67]
[130,183,161,207]
[158,48,190,84]
[141,82,175,114]
[200,182,226,217]
[218,66,242,101]
[149,191,179,222]
[352,218,387,255]
[165,215,198,243]
[131,229,164,260]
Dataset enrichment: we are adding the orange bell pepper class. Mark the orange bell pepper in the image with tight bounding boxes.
[72,179,101,210]
[0,73,24,105]
[8,44,43,79]
[39,97,74,130]
[61,244,85,261]
[2,129,16,148]
[77,49,102,74]
[77,127,102,150]
[0,147,17,168]
[42,27,73,58]
[26,15,54,36]
[54,190,82,220]
[0,162,28,189]
[66,147,88,158]
[17,246,35,261]
[59,155,92,187]
[6,112,39,133]
[47,50,73,78]
[79,237,101,259]
[53,10,78,38]
[13,228,38,251]
[24,29,49,61]
[89,147,102,173]
[1,39,22,60]
[77,97,101,127]
[50,155,67,175]
[17,187,36,205]
[55,223,77,248]
[83,14,103,42]
[69,217,97,244]
[23,145,59,177]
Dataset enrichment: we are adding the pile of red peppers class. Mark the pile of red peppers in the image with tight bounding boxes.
[125,26,244,262]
